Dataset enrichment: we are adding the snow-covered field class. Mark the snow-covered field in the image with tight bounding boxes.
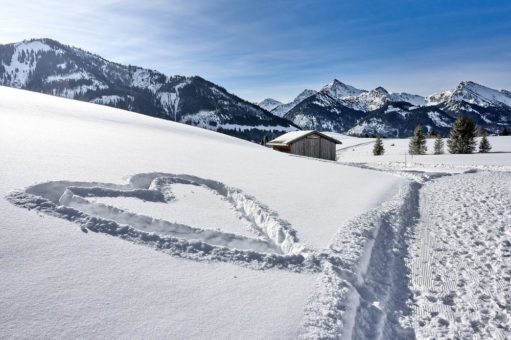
[0,86,404,339]
[332,133,511,339]
[1,85,510,339]
[335,134,511,172]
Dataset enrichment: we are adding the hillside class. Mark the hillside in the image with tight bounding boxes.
[0,86,404,338]
[0,39,297,142]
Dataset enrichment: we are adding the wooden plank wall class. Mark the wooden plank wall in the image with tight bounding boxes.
[289,135,336,160]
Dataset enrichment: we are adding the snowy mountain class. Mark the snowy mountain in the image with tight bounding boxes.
[270,89,317,117]
[257,98,282,111]
[347,102,454,137]
[340,87,392,112]
[283,91,365,132]
[321,79,365,99]
[427,80,511,108]
[389,92,426,106]
[285,79,510,137]
[425,81,511,131]
[0,39,297,142]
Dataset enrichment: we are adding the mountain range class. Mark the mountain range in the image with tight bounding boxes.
[0,38,297,142]
[1,38,510,141]
[261,79,511,137]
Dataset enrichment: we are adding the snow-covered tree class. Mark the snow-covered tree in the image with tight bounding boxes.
[434,135,444,154]
[478,131,492,153]
[409,125,427,155]
[373,137,384,156]
[447,115,477,154]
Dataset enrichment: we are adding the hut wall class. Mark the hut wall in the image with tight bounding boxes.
[289,135,336,160]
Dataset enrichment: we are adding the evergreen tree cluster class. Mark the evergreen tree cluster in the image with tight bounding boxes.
[407,114,493,156]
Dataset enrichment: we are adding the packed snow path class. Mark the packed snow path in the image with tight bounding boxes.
[406,172,511,339]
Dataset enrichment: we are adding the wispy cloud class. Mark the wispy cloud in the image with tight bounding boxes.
[1,0,510,102]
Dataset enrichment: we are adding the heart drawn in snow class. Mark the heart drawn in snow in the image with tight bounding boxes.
[7,173,318,271]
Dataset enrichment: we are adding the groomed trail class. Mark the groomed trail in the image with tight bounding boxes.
[319,163,511,339]
[405,171,511,339]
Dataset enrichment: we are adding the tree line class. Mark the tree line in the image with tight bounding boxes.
[373,115,503,156]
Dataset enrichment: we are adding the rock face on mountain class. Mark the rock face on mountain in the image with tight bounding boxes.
[0,39,297,142]
[284,79,510,137]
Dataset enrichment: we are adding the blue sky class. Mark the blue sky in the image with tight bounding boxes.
[1,0,510,102]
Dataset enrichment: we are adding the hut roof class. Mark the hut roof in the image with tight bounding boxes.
[266,130,342,146]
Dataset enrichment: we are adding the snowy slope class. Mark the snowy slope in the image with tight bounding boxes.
[0,39,297,142]
[0,86,404,339]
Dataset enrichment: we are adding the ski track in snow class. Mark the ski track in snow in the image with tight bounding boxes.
[405,172,511,339]
[7,168,510,339]
[6,170,421,338]
[300,180,421,339]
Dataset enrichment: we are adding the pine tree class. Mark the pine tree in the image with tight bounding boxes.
[373,137,385,156]
[479,131,492,153]
[447,115,477,154]
[409,125,427,155]
[434,135,444,154]
[500,127,509,136]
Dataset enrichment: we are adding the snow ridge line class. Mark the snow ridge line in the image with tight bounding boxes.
[300,181,420,339]
[6,173,316,272]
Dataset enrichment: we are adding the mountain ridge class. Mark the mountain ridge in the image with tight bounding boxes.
[0,38,298,142]
[280,79,511,137]
[2,38,510,139]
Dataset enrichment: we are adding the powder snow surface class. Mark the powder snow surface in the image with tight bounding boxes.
[0,86,402,339]
[336,136,511,171]
[3,85,509,339]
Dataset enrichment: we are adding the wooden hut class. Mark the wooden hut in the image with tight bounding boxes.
[266,130,341,161]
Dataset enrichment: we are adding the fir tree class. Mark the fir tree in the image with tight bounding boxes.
[500,127,509,136]
[478,131,492,153]
[409,125,427,155]
[447,115,477,154]
[373,137,384,156]
[434,135,444,154]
